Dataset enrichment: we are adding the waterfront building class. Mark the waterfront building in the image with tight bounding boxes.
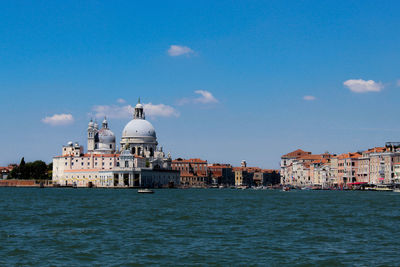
[233,167,254,187]
[172,158,209,187]
[393,163,400,183]
[281,143,400,187]
[336,152,361,186]
[0,165,15,180]
[280,149,311,184]
[253,169,280,186]
[207,164,234,186]
[369,148,387,185]
[52,100,180,188]
[281,151,329,187]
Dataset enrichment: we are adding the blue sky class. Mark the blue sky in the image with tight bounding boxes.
[1,1,400,168]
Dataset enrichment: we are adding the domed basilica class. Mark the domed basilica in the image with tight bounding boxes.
[52,99,179,188]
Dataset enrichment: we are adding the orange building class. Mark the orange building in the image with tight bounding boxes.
[172,158,209,187]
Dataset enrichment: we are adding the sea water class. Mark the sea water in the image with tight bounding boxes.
[1,188,400,266]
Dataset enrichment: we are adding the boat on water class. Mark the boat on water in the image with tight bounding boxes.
[393,184,400,193]
[375,185,392,191]
[282,186,290,192]
[138,188,154,194]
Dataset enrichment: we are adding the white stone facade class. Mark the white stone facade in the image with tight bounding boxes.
[53,100,180,188]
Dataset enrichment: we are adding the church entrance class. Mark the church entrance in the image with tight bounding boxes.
[123,173,129,186]
[114,174,119,186]
[134,173,140,187]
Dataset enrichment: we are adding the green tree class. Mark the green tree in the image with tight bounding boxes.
[47,162,53,179]
[29,161,48,180]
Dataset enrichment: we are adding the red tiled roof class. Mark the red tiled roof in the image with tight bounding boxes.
[281,149,312,158]
[298,154,324,160]
[172,158,207,164]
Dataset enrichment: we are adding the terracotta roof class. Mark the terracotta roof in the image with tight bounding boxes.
[337,152,362,159]
[172,158,207,164]
[0,166,13,172]
[298,154,324,161]
[363,147,386,154]
[282,149,311,158]
[262,169,279,173]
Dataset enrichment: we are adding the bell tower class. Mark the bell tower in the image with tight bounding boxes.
[87,119,96,152]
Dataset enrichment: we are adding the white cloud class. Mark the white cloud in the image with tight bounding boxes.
[343,79,384,93]
[303,95,316,101]
[194,90,218,104]
[117,98,126,104]
[178,90,218,105]
[92,103,179,119]
[396,80,400,87]
[42,114,74,126]
[167,45,194,57]
[144,103,180,118]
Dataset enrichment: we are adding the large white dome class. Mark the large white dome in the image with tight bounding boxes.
[122,119,156,138]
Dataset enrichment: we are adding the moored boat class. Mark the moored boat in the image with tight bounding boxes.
[282,186,290,192]
[138,188,154,194]
[375,185,392,191]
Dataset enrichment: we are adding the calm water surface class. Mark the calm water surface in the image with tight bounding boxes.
[1,188,400,266]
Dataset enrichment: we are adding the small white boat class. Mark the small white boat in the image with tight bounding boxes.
[393,188,400,193]
[138,188,154,194]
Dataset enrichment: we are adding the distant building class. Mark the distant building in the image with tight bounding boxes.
[172,158,209,187]
[208,164,234,185]
[0,165,15,180]
[52,99,179,188]
[281,143,400,187]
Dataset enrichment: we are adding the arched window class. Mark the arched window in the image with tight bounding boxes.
[132,147,136,154]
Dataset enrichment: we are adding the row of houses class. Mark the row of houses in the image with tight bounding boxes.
[172,158,280,188]
[280,142,400,188]
[2,158,280,188]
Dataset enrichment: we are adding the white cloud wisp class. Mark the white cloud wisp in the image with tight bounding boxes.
[343,79,384,93]
[194,90,218,104]
[92,103,179,119]
[42,114,74,126]
[303,95,316,101]
[178,90,219,105]
[168,45,194,57]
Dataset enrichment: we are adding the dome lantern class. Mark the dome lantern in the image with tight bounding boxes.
[134,98,145,120]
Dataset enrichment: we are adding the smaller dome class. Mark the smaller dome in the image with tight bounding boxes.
[98,128,115,144]
[135,103,143,109]
[88,120,94,127]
